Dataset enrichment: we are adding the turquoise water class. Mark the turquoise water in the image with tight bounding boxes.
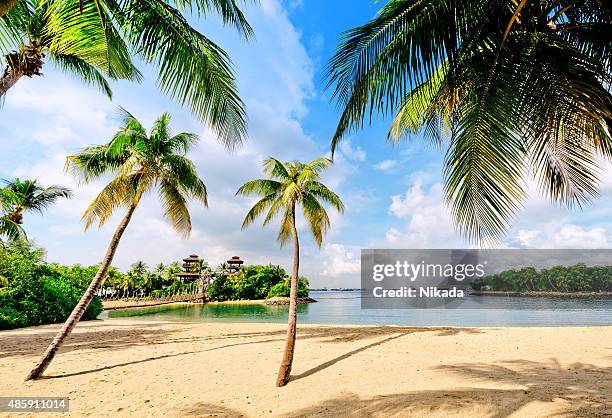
[105,291,612,327]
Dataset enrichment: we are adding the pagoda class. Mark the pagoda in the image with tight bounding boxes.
[177,254,202,283]
[226,256,244,275]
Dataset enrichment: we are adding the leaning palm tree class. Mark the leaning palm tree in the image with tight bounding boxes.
[237,157,344,386]
[326,0,612,242]
[1,178,72,225]
[1,0,251,144]
[25,109,208,380]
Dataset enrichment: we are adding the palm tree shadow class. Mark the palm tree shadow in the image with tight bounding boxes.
[290,332,412,382]
[41,337,285,379]
[291,327,482,381]
[279,360,611,418]
[180,402,246,417]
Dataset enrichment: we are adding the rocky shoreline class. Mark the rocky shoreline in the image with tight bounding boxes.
[263,296,317,305]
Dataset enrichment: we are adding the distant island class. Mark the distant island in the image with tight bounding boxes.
[471,263,612,298]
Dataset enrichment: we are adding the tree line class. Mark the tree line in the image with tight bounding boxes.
[472,263,612,293]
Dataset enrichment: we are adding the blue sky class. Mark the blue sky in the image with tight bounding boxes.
[2,0,612,287]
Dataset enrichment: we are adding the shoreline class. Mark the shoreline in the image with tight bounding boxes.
[1,319,610,417]
[103,297,317,311]
[471,290,612,299]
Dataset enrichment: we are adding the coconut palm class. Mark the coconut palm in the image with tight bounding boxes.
[1,178,72,225]
[237,157,344,386]
[1,0,20,17]
[1,0,251,144]
[0,194,24,242]
[326,0,612,242]
[26,109,209,380]
[0,212,24,242]
[0,0,138,97]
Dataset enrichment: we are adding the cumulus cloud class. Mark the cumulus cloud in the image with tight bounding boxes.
[338,140,366,162]
[374,159,398,173]
[321,243,361,279]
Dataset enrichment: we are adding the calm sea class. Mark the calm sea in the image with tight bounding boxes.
[105,290,612,327]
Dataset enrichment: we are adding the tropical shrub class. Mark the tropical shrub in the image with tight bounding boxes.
[267,277,309,298]
[208,265,309,301]
[0,240,103,330]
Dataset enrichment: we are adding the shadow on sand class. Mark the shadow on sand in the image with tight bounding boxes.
[178,359,611,417]
[3,323,478,380]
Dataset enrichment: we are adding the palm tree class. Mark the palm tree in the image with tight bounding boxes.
[1,178,72,225]
[25,109,209,380]
[1,0,251,144]
[326,0,612,242]
[0,200,24,242]
[0,0,21,17]
[236,157,344,386]
[0,0,138,97]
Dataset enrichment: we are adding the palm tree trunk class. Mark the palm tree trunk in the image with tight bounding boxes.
[276,202,299,387]
[0,0,19,18]
[25,194,142,381]
[0,66,22,97]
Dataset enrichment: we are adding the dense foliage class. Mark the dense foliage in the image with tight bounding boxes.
[208,265,309,301]
[267,278,309,298]
[0,240,102,330]
[472,263,612,292]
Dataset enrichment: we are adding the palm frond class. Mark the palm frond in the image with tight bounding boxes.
[44,0,139,79]
[120,0,247,147]
[82,174,135,229]
[302,193,330,247]
[49,54,113,98]
[262,157,290,180]
[174,0,254,38]
[0,214,25,241]
[160,179,192,236]
[306,181,345,213]
[241,192,277,229]
[236,179,282,197]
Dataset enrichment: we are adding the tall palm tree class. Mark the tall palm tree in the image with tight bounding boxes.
[326,0,612,242]
[1,0,252,144]
[237,157,344,386]
[25,109,209,380]
[1,178,72,225]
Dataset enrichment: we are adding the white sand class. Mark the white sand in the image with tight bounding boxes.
[0,319,610,417]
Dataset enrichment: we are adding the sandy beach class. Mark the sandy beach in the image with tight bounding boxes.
[0,319,610,417]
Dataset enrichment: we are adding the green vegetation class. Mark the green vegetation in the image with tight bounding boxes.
[237,157,344,387]
[0,178,72,242]
[0,240,102,330]
[207,265,309,301]
[327,0,612,242]
[0,0,250,143]
[267,278,309,299]
[472,264,612,293]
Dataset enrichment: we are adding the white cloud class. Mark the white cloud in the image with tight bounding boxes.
[374,159,398,173]
[509,224,612,249]
[383,177,463,248]
[320,243,361,278]
[338,140,366,162]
